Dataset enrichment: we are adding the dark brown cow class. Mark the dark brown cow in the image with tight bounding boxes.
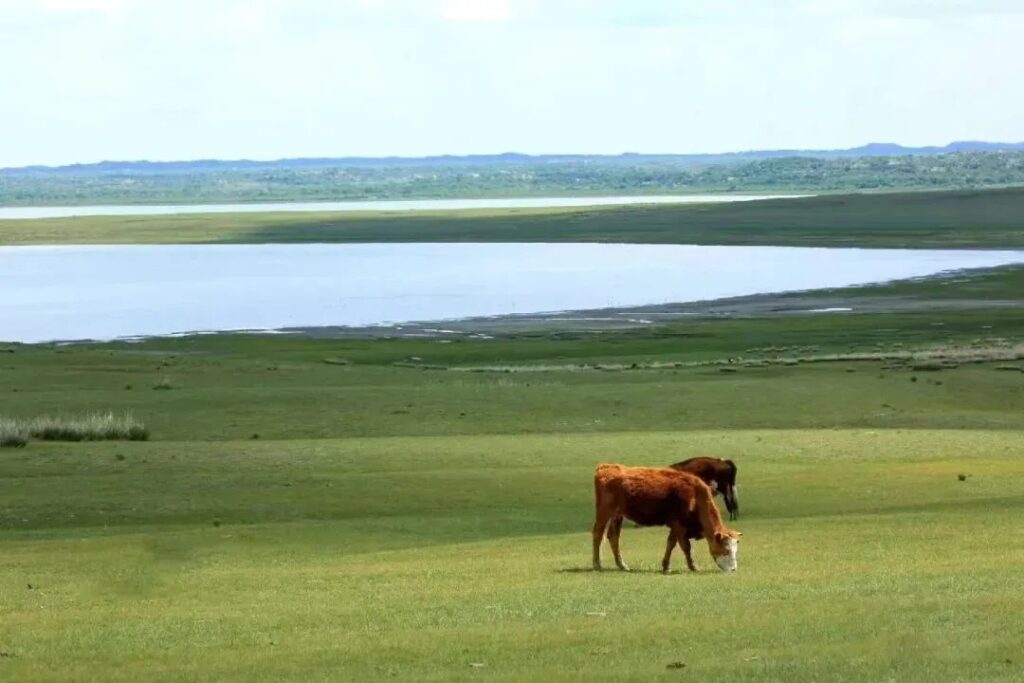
[592,464,742,573]
[670,456,739,520]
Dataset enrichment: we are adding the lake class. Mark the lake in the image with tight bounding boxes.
[0,194,805,220]
[2,243,1023,343]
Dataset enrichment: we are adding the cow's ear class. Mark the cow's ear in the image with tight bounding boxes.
[732,531,743,539]
[714,531,727,542]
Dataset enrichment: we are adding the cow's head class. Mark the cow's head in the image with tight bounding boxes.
[708,529,742,572]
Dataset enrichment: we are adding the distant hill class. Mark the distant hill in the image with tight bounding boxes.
[4,141,1024,175]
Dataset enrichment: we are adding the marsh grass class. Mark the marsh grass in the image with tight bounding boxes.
[3,412,148,442]
[439,341,1024,374]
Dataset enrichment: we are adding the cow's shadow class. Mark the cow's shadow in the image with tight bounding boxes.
[556,566,705,575]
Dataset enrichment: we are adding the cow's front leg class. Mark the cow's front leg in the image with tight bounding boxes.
[607,516,629,571]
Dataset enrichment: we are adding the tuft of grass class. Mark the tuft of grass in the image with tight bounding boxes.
[0,420,29,448]
[152,376,175,390]
[5,412,148,442]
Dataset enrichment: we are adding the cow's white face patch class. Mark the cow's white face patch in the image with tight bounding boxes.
[714,537,739,573]
[710,480,719,492]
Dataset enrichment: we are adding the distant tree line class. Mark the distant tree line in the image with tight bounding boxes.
[1,151,1022,206]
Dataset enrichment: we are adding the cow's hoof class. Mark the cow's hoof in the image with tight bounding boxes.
[617,565,631,572]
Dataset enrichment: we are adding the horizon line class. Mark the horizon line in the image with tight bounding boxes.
[5,139,1024,173]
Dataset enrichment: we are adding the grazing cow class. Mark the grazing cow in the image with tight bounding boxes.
[670,456,739,520]
[592,464,742,573]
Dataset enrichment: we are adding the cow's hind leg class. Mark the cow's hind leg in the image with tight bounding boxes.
[680,536,697,572]
[668,522,696,572]
[592,511,611,571]
[607,516,629,571]
[661,529,677,573]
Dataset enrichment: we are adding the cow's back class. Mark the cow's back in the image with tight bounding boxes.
[594,464,702,528]
[671,457,716,481]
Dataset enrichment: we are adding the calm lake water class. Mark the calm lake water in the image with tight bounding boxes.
[2,243,1022,343]
[0,194,804,220]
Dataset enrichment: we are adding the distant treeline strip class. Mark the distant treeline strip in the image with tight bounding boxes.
[1,151,1023,206]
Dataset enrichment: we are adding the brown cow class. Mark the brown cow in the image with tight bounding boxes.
[670,456,739,520]
[592,464,742,573]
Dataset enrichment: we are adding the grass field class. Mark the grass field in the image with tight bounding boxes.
[4,186,1024,248]
[2,303,1024,680]
[2,430,1022,681]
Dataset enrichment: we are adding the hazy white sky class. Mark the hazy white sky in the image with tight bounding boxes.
[3,0,1023,166]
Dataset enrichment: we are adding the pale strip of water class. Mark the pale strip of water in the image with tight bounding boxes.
[0,194,806,220]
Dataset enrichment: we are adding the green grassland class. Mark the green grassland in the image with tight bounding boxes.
[3,302,1024,680]
[2,431,1022,681]
[4,186,1024,248]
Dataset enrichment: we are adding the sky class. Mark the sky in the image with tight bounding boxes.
[3,0,1024,167]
